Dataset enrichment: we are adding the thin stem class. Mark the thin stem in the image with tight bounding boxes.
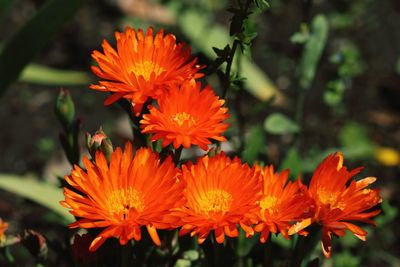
[121,244,130,267]
[290,227,320,267]
[222,39,239,99]
[221,0,252,99]
[173,146,183,166]
[262,239,272,267]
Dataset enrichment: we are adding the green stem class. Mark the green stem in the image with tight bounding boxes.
[222,39,239,99]
[290,227,320,267]
[173,146,183,166]
[121,244,130,267]
[262,239,272,267]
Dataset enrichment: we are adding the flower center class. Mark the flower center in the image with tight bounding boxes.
[172,112,196,127]
[259,196,279,215]
[317,189,345,210]
[196,189,233,215]
[130,61,165,81]
[106,188,145,219]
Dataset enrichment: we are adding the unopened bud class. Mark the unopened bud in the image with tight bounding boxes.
[55,88,75,128]
[86,128,113,162]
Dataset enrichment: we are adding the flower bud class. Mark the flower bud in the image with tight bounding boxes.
[55,88,75,129]
[86,128,113,162]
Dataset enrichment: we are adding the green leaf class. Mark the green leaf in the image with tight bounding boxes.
[0,174,73,224]
[324,79,345,107]
[237,229,258,257]
[0,0,84,96]
[334,251,360,267]
[182,250,199,261]
[280,147,302,178]
[242,125,266,164]
[339,121,376,160]
[298,14,329,89]
[174,259,191,267]
[264,113,300,135]
[20,63,91,86]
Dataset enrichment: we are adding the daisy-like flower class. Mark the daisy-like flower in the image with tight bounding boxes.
[288,152,382,258]
[253,166,313,243]
[140,82,229,150]
[175,153,262,244]
[61,143,184,251]
[90,27,203,114]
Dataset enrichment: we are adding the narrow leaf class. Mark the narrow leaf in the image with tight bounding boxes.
[20,63,91,86]
[0,174,73,224]
[298,14,329,89]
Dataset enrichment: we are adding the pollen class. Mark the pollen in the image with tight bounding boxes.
[106,187,145,218]
[130,61,165,81]
[317,189,345,210]
[172,112,197,127]
[260,196,279,214]
[196,189,233,214]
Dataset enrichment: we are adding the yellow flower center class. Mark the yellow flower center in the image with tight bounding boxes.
[172,112,196,127]
[196,189,233,215]
[106,188,145,219]
[130,61,165,81]
[317,189,345,210]
[259,196,279,215]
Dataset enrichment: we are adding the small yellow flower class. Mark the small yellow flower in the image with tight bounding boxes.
[375,147,400,166]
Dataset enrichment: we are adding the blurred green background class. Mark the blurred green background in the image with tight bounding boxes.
[0,0,399,266]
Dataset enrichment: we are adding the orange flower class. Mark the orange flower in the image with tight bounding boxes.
[175,153,262,244]
[0,218,8,241]
[140,82,229,150]
[253,166,313,243]
[289,152,382,258]
[90,27,203,114]
[61,143,184,251]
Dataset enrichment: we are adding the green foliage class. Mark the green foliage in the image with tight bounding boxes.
[0,174,73,224]
[236,230,258,257]
[324,41,365,108]
[0,0,83,96]
[177,9,280,102]
[19,63,91,86]
[334,251,360,267]
[298,14,329,90]
[339,121,376,160]
[324,79,346,106]
[290,23,310,44]
[242,125,266,164]
[264,112,300,135]
[280,147,302,178]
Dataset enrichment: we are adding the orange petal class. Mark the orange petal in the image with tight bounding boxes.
[321,228,332,259]
[147,224,161,246]
[288,218,312,235]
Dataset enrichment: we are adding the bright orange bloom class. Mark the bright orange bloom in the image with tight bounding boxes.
[289,152,382,258]
[0,218,8,241]
[61,143,184,251]
[140,82,229,150]
[175,153,262,244]
[253,166,313,243]
[90,27,203,115]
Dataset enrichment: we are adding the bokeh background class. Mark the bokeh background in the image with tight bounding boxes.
[0,0,399,266]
